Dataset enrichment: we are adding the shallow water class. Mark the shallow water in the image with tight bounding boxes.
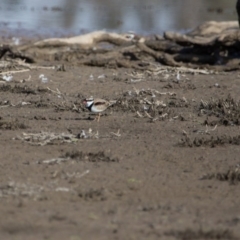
[0,0,238,37]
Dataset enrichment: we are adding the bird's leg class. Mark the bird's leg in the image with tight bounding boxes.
[93,113,101,122]
[97,113,101,122]
[93,115,98,121]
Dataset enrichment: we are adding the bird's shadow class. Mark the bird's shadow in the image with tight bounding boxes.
[75,113,109,121]
[75,116,94,121]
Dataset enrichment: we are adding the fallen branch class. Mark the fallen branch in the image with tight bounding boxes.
[30,31,135,48]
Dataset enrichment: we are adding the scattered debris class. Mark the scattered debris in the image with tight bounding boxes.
[89,74,94,81]
[55,187,71,192]
[56,64,66,71]
[194,125,218,135]
[113,87,180,121]
[98,74,105,79]
[1,74,13,82]
[17,131,78,146]
[77,128,99,139]
[0,181,44,199]
[63,151,119,163]
[39,74,48,83]
[110,129,121,137]
[17,127,121,145]
[39,158,69,165]
[12,37,20,45]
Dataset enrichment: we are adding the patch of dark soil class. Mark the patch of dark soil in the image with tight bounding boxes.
[200,164,240,184]
[199,95,240,126]
[63,151,119,163]
[113,75,129,82]
[48,213,67,222]
[179,134,240,148]
[53,102,81,112]
[30,99,52,108]
[163,82,196,90]
[0,85,48,94]
[139,204,171,212]
[31,115,61,121]
[168,97,189,108]
[165,228,236,240]
[77,188,108,201]
[1,224,41,235]
[179,135,240,147]
[29,96,81,110]
[32,115,48,120]
[49,95,86,113]
[0,119,27,130]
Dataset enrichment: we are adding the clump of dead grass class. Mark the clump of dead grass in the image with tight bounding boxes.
[16,128,99,146]
[199,95,240,126]
[165,228,236,240]
[17,128,119,146]
[113,87,185,121]
[37,151,118,165]
[179,134,240,148]
[78,188,108,201]
[124,67,212,84]
[64,150,119,163]
[17,131,79,146]
[200,164,240,184]
[0,119,27,130]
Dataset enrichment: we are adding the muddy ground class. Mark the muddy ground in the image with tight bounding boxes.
[1,41,240,240]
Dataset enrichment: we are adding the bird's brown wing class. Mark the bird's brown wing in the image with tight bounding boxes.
[94,98,109,106]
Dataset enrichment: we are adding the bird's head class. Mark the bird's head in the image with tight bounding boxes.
[83,97,94,108]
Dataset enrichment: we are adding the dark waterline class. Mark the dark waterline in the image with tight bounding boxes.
[0,0,238,38]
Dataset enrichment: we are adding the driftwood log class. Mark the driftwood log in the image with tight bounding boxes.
[1,20,240,71]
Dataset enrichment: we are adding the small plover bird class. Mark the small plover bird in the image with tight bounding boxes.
[83,97,115,121]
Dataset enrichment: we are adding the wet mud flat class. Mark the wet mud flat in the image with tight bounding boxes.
[1,24,240,239]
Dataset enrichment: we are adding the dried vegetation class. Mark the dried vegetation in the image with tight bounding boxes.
[114,87,187,121]
[199,95,240,126]
[165,228,236,240]
[179,134,240,148]
[200,164,240,184]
